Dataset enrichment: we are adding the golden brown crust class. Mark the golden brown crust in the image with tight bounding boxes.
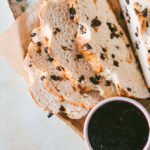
[43,79,95,109]
[28,32,99,108]
[117,84,148,100]
[148,56,150,65]
[25,55,89,118]
[28,42,95,108]
[29,88,45,108]
[133,2,147,34]
[75,37,103,73]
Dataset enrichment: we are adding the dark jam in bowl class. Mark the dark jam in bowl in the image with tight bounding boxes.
[88,101,149,150]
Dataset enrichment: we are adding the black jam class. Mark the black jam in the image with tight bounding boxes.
[88,101,149,150]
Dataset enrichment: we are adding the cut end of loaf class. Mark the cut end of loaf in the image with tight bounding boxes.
[69,0,150,99]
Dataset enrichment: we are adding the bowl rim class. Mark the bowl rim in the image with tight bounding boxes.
[84,96,150,150]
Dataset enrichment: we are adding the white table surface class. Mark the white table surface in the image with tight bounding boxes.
[0,1,87,150]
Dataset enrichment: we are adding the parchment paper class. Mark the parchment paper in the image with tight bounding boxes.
[0,0,150,138]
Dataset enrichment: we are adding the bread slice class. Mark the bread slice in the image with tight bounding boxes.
[28,27,103,108]
[24,55,89,119]
[119,0,150,88]
[39,0,118,98]
[69,0,150,99]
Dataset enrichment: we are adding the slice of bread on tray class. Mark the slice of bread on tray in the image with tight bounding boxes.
[39,0,118,98]
[24,0,150,120]
[119,0,150,88]
[69,0,150,99]
[24,55,89,119]
[28,27,103,109]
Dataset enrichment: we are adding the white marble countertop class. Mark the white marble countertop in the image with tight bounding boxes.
[0,1,86,150]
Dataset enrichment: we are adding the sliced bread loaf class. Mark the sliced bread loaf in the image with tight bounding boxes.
[28,27,103,108]
[119,0,150,88]
[24,55,89,119]
[39,0,118,98]
[69,0,150,99]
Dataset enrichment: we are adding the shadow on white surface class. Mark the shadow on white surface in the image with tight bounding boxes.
[0,1,14,34]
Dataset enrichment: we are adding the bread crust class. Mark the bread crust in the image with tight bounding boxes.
[24,55,89,119]
[120,0,150,88]
[28,27,103,108]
